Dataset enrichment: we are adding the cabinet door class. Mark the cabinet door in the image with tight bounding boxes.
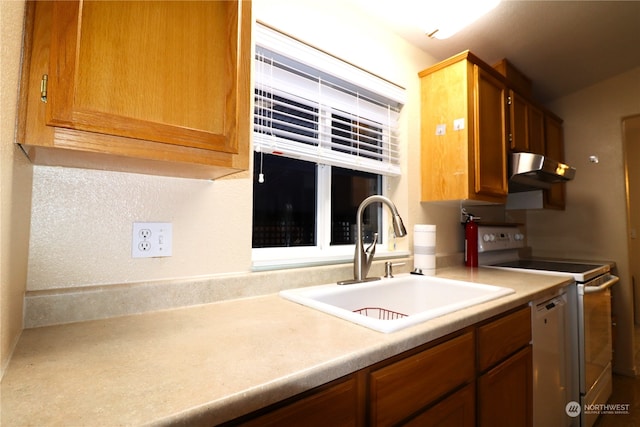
[509,91,528,152]
[527,104,545,154]
[48,0,241,154]
[473,66,508,200]
[478,346,533,427]
[509,91,545,155]
[369,332,475,427]
[544,115,566,209]
[404,383,475,427]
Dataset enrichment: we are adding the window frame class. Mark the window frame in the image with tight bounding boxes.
[251,24,409,270]
[252,169,397,271]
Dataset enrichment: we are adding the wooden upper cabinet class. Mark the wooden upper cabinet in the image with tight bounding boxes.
[509,91,528,152]
[543,114,567,209]
[419,51,508,204]
[508,90,544,155]
[17,0,251,179]
[473,66,509,199]
[527,104,545,154]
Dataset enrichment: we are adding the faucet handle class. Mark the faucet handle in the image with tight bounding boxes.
[365,232,378,256]
[384,262,405,278]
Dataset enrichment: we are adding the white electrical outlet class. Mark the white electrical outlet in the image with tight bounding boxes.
[132,222,173,258]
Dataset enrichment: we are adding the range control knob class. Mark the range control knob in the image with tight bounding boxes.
[483,233,495,242]
[514,233,525,241]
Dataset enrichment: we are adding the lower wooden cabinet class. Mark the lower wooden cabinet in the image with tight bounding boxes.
[227,306,532,426]
[478,346,533,427]
[477,305,533,427]
[369,331,475,426]
[404,383,476,427]
[543,114,567,209]
[227,374,362,427]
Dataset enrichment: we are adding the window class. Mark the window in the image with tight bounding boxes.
[252,24,405,268]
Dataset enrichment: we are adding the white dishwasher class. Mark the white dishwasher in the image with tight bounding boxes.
[532,288,578,427]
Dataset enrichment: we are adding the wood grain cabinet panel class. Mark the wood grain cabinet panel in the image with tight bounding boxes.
[527,104,545,155]
[17,0,251,179]
[473,66,509,199]
[509,91,529,152]
[478,346,533,427]
[478,306,533,427]
[369,331,475,427]
[228,374,362,427]
[419,51,508,204]
[477,305,532,372]
[508,90,545,155]
[404,383,475,427]
[543,114,567,209]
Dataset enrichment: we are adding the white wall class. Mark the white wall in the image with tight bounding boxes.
[1,0,32,378]
[528,67,640,375]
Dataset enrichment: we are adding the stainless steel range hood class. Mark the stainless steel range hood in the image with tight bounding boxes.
[509,152,576,192]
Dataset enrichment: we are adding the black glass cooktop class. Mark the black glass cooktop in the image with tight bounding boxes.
[493,260,605,274]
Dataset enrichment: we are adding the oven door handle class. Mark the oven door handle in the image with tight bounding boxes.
[583,274,619,294]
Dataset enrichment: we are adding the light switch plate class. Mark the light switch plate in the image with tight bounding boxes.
[132,222,173,258]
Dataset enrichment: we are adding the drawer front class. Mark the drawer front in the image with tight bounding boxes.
[404,382,475,427]
[236,375,360,427]
[477,306,531,372]
[369,331,475,427]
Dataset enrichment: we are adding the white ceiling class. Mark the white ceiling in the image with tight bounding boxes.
[347,0,640,103]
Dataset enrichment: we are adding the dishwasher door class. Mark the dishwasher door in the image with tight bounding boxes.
[532,290,575,427]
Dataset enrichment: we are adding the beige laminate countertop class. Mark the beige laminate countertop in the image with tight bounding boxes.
[1,267,572,426]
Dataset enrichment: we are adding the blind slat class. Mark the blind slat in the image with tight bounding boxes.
[254,26,404,177]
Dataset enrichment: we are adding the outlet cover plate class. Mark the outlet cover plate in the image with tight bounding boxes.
[132,222,173,258]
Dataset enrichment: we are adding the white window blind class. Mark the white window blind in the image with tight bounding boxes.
[254,24,405,177]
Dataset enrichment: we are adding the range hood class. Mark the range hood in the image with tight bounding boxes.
[508,152,576,192]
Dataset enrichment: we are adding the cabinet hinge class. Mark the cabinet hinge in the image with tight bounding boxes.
[40,74,48,103]
[507,95,512,105]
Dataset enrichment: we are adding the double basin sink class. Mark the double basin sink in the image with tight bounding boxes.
[280,274,515,333]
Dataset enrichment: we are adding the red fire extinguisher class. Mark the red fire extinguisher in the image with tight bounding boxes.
[464,214,479,268]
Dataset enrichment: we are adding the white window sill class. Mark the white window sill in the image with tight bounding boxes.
[251,247,411,272]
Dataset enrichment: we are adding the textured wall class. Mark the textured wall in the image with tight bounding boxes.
[1,0,32,377]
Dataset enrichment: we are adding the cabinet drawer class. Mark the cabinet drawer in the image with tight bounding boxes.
[477,306,531,372]
[369,331,475,427]
[233,375,360,427]
[404,383,475,427]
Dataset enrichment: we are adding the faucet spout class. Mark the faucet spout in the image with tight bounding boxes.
[339,195,407,285]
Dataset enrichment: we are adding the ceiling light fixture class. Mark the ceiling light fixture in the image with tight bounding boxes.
[425,0,501,39]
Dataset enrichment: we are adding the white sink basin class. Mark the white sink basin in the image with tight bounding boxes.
[280,274,515,333]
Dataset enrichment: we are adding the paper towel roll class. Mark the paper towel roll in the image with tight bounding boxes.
[414,224,436,275]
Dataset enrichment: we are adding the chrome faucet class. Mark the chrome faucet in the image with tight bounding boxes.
[338,195,407,285]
